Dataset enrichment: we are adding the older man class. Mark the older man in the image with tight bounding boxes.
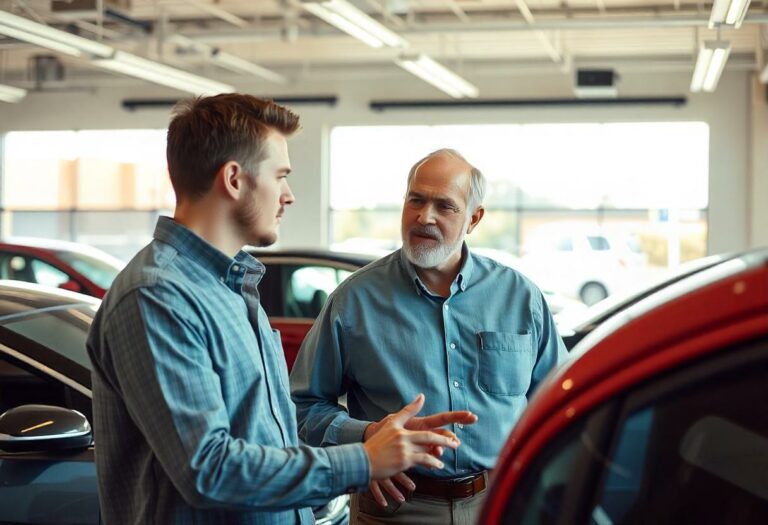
[290,149,568,524]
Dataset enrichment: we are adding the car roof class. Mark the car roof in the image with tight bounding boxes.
[487,247,768,516]
[0,280,99,320]
[245,248,378,267]
[0,237,125,267]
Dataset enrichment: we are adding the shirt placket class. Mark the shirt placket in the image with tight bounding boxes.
[442,296,470,474]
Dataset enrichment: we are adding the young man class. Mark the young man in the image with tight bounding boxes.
[291,149,568,524]
[87,95,475,524]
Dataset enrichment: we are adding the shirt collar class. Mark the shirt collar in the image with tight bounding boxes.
[398,242,474,296]
[153,216,264,283]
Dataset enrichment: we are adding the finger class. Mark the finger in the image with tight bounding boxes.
[410,452,445,470]
[370,480,387,507]
[408,430,460,448]
[430,445,444,457]
[408,411,478,430]
[390,393,425,426]
[380,478,405,503]
[431,428,458,441]
[393,472,415,492]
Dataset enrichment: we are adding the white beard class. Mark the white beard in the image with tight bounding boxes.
[402,223,467,269]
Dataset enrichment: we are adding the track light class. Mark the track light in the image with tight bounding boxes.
[396,54,479,99]
[93,51,234,96]
[0,83,26,103]
[690,40,730,92]
[0,10,112,58]
[301,0,408,48]
[709,0,751,28]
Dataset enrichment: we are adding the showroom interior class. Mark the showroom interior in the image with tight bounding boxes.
[0,1,767,524]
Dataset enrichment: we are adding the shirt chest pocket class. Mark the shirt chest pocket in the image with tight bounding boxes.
[477,331,534,396]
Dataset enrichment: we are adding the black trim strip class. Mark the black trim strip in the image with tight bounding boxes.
[370,97,687,111]
[122,96,339,111]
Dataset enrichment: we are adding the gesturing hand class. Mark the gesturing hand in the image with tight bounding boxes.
[362,394,478,506]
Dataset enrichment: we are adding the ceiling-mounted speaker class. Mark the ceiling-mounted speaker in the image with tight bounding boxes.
[575,69,619,99]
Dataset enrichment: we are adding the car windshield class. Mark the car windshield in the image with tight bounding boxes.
[0,304,97,370]
[55,250,124,289]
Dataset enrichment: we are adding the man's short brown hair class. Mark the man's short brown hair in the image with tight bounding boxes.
[166,94,300,200]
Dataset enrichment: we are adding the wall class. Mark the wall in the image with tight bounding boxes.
[0,68,762,254]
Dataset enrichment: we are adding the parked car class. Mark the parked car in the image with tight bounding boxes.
[0,238,125,298]
[555,250,738,349]
[0,281,349,525]
[480,247,768,524]
[248,249,375,369]
[521,227,649,305]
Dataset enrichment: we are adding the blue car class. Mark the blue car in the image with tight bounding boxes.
[0,281,348,524]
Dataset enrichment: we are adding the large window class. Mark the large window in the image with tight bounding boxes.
[330,123,709,304]
[2,130,172,261]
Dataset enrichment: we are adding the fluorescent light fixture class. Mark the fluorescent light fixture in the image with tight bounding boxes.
[0,83,26,103]
[709,0,751,28]
[93,51,234,96]
[0,10,113,57]
[396,54,479,98]
[690,40,731,92]
[302,0,408,48]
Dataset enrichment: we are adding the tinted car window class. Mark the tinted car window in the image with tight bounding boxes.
[55,250,122,289]
[592,345,768,525]
[0,305,96,370]
[30,258,71,287]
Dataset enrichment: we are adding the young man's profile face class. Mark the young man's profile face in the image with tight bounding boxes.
[234,131,295,247]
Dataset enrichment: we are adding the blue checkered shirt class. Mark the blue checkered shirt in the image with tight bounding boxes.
[291,247,568,477]
[87,216,369,524]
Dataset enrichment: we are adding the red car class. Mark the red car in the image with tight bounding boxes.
[481,248,768,524]
[247,249,375,370]
[0,238,124,298]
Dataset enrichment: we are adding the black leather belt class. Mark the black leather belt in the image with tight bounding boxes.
[408,471,487,500]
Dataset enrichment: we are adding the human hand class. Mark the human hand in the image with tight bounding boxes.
[362,394,461,481]
[368,473,415,507]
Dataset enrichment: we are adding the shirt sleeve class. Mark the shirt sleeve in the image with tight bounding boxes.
[530,289,569,395]
[290,294,372,447]
[102,283,370,511]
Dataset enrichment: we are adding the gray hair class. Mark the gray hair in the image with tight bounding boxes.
[406,148,486,212]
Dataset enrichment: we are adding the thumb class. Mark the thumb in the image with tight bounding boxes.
[391,393,425,426]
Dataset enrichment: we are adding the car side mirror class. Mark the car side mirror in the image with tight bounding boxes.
[0,404,92,453]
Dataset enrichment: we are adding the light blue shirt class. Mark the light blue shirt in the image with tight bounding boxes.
[291,246,567,477]
[87,216,370,524]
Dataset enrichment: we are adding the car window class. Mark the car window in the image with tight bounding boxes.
[556,237,574,251]
[0,305,96,371]
[0,355,91,421]
[30,258,72,287]
[55,250,122,289]
[587,236,610,251]
[285,265,353,318]
[591,344,768,524]
[501,339,768,525]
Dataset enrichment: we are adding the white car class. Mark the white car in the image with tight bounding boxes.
[520,229,649,306]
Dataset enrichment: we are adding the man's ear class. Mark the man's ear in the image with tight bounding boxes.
[466,206,485,234]
[218,161,245,200]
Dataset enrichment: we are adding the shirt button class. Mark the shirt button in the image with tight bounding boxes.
[444,304,449,311]
[219,276,225,282]
[232,264,239,272]
[457,423,464,429]
[450,343,456,350]
[453,380,460,388]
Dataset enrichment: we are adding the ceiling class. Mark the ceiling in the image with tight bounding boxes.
[0,0,767,92]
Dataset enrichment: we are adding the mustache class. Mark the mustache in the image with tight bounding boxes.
[409,225,443,241]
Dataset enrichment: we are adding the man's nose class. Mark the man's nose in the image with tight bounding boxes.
[282,183,296,205]
[417,204,437,224]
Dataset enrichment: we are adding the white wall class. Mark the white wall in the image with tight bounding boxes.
[0,68,764,253]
